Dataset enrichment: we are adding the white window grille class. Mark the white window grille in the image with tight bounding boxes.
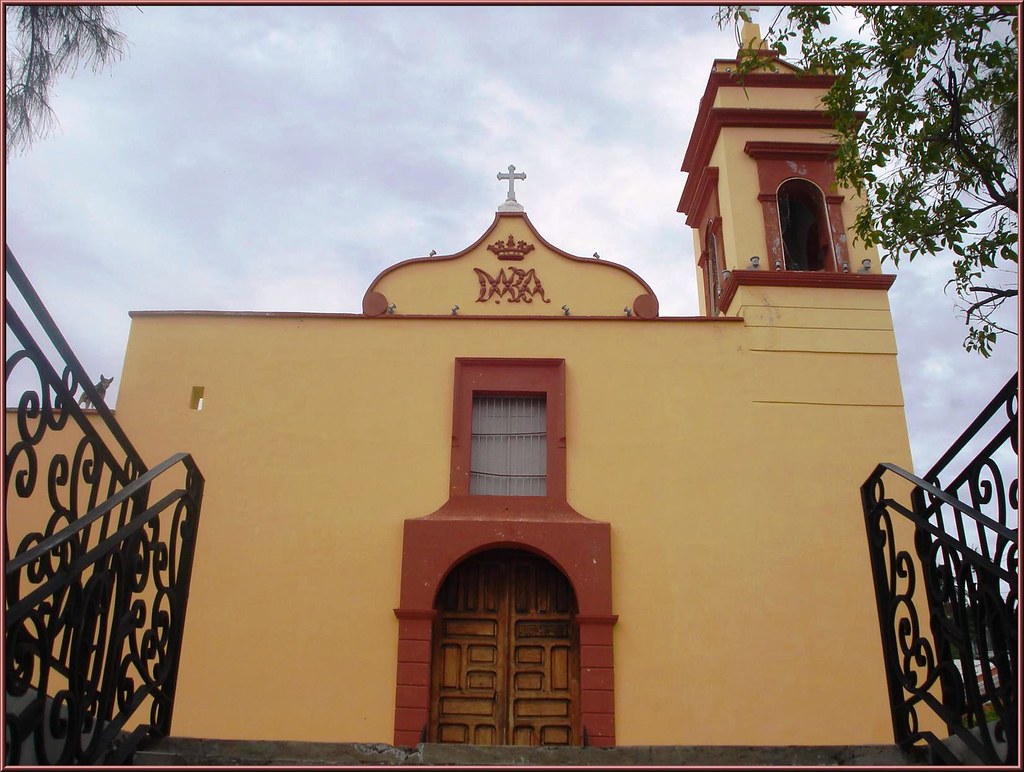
[470,396,547,496]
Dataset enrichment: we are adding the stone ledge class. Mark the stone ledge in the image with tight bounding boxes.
[134,737,930,766]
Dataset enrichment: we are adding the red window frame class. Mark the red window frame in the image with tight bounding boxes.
[449,358,567,506]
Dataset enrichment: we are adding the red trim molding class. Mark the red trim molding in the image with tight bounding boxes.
[683,107,835,171]
[392,357,618,747]
[678,110,840,215]
[707,64,836,93]
[128,310,737,323]
[681,166,720,227]
[681,65,840,174]
[717,269,896,314]
[677,61,865,216]
[743,141,840,161]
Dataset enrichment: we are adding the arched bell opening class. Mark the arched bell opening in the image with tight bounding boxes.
[777,178,832,271]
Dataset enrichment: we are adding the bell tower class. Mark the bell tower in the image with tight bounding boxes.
[678,22,894,316]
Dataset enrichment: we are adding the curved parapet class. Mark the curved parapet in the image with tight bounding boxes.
[362,211,659,319]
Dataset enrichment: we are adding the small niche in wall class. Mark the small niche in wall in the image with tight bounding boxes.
[190,386,205,411]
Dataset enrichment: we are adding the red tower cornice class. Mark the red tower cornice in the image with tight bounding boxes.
[743,140,841,161]
[717,270,896,314]
[681,68,837,173]
[678,109,839,215]
[677,65,858,218]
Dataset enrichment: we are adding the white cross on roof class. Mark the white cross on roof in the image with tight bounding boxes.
[497,164,526,212]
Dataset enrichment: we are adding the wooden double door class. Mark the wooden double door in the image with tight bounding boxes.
[429,549,580,746]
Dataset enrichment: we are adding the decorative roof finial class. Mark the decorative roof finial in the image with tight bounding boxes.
[740,21,765,51]
[497,164,526,212]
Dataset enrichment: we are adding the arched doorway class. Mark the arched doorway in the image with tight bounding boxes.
[393,512,617,747]
[429,549,580,746]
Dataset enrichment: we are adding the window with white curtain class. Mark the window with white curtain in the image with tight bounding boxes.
[469,396,547,496]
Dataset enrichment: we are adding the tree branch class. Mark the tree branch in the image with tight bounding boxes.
[964,286,1018,327]
[927,68,1019,211]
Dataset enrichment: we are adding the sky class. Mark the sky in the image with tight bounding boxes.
[3,4,1018,478]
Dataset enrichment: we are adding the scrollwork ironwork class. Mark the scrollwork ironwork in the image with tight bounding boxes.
[5,245,204,764]
[5,456,204,765]
[861,374,1018,765]
[6,248,147,564]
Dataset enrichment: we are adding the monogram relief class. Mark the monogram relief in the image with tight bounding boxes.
[474,267,551,304]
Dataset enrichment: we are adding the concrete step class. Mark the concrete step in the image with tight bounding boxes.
[939,719,1010,765]
[134,736,930,766]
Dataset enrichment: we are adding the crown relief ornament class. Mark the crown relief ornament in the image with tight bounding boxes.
[487,234,536,261]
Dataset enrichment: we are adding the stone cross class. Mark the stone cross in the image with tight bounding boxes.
[497,165,526,211]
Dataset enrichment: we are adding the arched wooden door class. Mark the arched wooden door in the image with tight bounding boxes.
[429,549,580,746]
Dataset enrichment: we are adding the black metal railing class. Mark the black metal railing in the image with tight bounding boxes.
[5,245,204,764]
[862,374,1018,765]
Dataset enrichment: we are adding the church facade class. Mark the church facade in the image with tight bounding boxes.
[7,26,920,748]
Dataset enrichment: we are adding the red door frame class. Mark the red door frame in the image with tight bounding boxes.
[393,358,617,747]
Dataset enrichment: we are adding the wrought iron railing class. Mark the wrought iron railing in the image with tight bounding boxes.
[5,245,204,764]
[862,374,1018,765]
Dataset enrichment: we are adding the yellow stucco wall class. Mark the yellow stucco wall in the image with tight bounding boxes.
[714,85,824,111]
[72,287,913,746]
[4,26,928,749]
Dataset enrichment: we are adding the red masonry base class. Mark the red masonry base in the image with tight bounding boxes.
[577,615,618,747]
[393,609,436,747]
